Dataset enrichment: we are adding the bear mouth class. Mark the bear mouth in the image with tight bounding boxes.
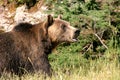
[72,38,78,42]
[72,37,79,42]
[71,35,79,42]
[72,31,80,42]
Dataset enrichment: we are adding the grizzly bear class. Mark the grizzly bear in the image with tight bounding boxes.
[0,15,80,76]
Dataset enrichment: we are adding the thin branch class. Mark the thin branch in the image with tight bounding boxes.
[82,43,92,54]
[86,43,92,52]
[93,33,108,49]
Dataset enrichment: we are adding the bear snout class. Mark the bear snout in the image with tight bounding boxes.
[72,29,80,42]
[75,29,80,35]
[74,29,80,37]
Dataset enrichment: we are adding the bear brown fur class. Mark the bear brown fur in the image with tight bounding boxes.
[0,15,80,76]
[0,28,5,33]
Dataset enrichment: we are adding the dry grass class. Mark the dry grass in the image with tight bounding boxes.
[0,60,120,80]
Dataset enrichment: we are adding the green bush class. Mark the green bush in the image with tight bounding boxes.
[45,0,120,71]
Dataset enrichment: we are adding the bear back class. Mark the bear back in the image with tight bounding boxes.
[13,23,33,32]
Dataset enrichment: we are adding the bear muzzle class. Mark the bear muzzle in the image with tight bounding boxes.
[72,29,80,42]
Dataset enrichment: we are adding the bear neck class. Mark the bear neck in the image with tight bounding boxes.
[36,23,60,55]
[51,42,59,50]
[42,38,59,55]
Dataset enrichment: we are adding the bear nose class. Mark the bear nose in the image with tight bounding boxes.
[75,29,80,34]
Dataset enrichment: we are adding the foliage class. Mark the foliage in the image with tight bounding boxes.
[46,0,120,55]
[46,0,120,79]
[7,0,38,8]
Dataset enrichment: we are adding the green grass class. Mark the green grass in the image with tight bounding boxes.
[0,44,120,80]
[1,58,120,80]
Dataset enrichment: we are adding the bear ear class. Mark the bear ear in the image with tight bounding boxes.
[57,15,62,19]
[47,15,54,27]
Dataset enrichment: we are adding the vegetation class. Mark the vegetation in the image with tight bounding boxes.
[0,0,120,80]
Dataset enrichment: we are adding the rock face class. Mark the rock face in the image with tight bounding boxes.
[0,5,47,32]
[0,15,80,76]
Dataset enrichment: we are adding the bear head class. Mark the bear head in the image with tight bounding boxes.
[45,15,80,44]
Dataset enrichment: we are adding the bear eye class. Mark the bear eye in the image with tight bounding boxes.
[61,24,66,31]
